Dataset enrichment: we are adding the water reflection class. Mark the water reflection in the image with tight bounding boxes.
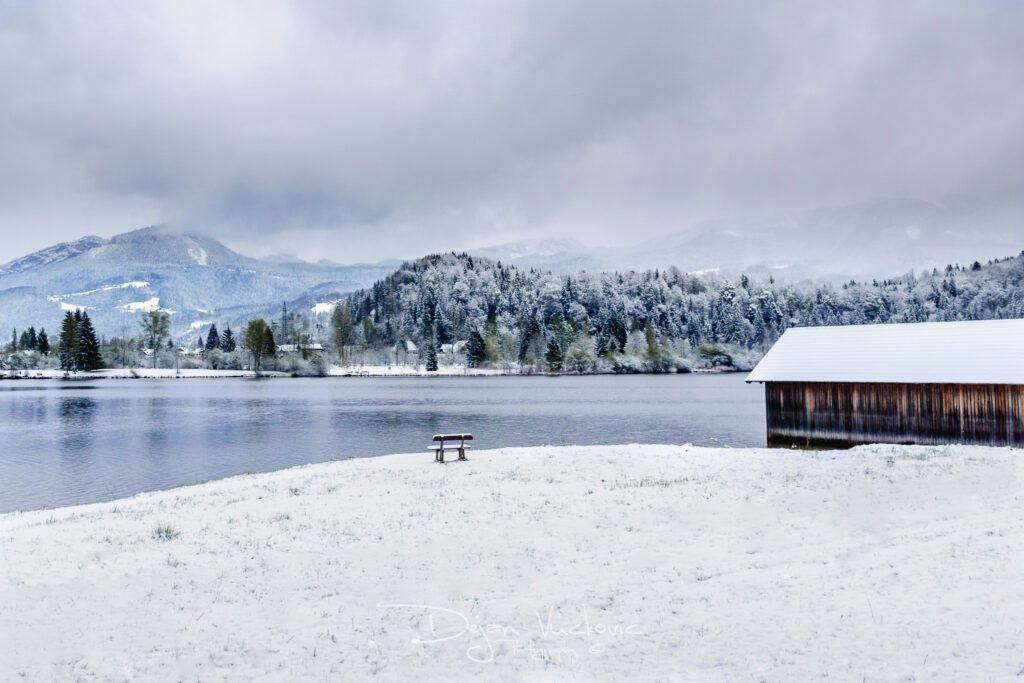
[0,374,765,512]
[59,397,96,456]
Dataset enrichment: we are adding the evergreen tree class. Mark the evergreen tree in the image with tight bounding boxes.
[37,329,50,356]
[76,313,102,371]
[544,339,563,372]
[220,325,236,352]
[57,312,79,372]
[262,327,277,358]
[205,324,221,352]
[465,330,487,368]
[425,330,438,372]
[27,326,37,351]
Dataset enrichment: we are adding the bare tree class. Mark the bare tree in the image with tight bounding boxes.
[139,310,170,369]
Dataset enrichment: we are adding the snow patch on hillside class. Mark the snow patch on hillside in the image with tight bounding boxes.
[47,281,150,303]
[119,297,163,313]
[311,301,339,315]
[187,245,208,266]
[58,302,88,312]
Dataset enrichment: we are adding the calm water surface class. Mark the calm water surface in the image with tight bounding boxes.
[0,374,764,512]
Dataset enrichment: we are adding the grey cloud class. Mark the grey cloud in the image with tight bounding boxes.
[0,0,1022,265]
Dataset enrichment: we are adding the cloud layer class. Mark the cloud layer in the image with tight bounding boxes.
[1,0,1022,263]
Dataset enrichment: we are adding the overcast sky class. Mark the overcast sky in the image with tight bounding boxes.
[1,0,1022,265]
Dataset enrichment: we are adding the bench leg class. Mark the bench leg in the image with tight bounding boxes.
[438,448,444,463]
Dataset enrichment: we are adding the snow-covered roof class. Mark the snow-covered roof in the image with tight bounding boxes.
[746,319,1024,385]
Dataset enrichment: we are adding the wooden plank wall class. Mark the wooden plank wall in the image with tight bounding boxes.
[765,382,1024,448]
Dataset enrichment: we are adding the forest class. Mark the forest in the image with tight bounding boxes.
[334,250,1024,372]
[3,251,1024,374]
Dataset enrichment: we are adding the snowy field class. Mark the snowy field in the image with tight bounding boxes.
[1,444,1022,681]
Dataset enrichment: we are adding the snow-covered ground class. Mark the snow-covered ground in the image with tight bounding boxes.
[2,444,1023,681]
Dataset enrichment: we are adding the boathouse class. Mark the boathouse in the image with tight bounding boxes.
[746,319,1024,448]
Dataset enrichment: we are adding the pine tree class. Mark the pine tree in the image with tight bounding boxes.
[425,329,438,372]
[220,325,236,352]
[465,330,487,368]
[544,339,563,372]
[37,329,50,356]
[27,326,37,351]
[205,324,220,352]
[262,327,277,358]
[76,313,102,371]
[57,312,79,372]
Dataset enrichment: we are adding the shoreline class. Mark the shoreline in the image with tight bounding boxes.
[2,444,1022,679]
[0,366,745,380]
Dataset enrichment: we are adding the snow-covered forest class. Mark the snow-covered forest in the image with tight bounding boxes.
[4,250,1023,375]
[340,250,1024,372]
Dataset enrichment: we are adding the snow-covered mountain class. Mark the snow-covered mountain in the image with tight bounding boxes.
[0,227,394,338]
[623,199,1021,280]
[471,238,607,273]
[474,199,1022,281]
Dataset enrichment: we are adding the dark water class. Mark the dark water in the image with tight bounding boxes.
[0,374,765,512]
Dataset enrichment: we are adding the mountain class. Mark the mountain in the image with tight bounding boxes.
[471,238,605,273]
[0,236,107,277]
[474,199,1022,281]
[635,199,1023,279]
[0,227,394,338]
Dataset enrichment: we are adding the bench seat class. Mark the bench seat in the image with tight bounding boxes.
[430,434,473,463]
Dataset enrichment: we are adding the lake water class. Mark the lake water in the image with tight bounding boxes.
[0,374,765,513]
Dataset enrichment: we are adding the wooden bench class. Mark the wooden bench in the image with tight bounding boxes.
[429,433,473,463]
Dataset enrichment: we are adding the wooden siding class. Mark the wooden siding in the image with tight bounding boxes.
[765,382,1024,448]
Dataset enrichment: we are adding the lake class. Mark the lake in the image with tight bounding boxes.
[0,374,765,512]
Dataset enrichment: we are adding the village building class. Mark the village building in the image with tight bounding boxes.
[276,343,325,356]
[747,319,1024,448]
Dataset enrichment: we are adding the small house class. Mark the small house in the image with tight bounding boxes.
[746,319,1024,448]
[276,343,325,356]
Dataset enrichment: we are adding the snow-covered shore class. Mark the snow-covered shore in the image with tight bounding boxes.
[2,444,1022,681]
[1,368,287,379]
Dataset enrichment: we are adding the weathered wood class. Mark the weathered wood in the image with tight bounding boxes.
[430,433,473,462]
[765,382,1024,448]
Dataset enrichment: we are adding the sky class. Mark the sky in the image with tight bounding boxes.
[0,0,1022,266]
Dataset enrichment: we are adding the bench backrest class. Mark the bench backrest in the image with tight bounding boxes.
[433,434,473,442]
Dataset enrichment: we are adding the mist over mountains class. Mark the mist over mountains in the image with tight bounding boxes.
[0,227,394,338]
[1,196,1020,342]
[473,199,1023,280]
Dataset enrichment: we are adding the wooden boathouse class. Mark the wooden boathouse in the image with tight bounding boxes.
[746,319,1024,448]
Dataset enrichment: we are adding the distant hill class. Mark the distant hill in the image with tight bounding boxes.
[473,199,1023,281]
[340,249,1024,371]
[0,226,394,338]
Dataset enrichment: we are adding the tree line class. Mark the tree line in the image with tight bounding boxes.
[4,250,1022,375]
[333,250,1024,372]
